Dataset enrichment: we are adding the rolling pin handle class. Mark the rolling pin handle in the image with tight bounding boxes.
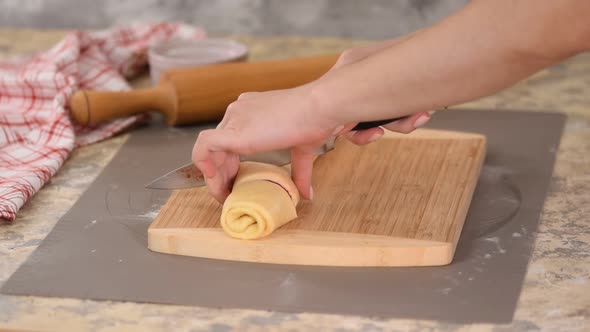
[69,90,91,126]
[68,87,172,126]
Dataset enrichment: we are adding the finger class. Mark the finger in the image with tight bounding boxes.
[193,130,217,178]
[192,129,245,201]
[382,112,431,134]
[203,153,231,203]
[290,147,316,200]
[203,151,239,203]
[344,127,384,145]
[344,111,433,144]
[205,178,229,203]
[191,145,227,202]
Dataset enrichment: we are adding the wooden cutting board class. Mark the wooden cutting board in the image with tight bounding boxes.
[148,129,486,267]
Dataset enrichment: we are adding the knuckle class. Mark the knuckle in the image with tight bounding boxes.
[197,129,213,139]
[237,92,250,100]
[225,101,243,117]
[336,49,355,66]
[225,102,237,113]
[196,129,214,144]
[237,92,259,101]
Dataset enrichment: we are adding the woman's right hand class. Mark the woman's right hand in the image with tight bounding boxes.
[320,36,433,145]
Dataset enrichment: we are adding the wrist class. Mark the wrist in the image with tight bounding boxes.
[307,76,347,129]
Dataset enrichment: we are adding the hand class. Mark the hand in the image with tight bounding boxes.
[192,84,432,204]
[192,84,335,203]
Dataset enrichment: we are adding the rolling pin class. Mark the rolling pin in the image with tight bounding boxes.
[69,53,339,126]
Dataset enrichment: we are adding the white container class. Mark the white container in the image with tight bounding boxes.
[148,38,249,85]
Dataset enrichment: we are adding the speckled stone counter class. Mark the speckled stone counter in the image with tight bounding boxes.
[0,29,588,331]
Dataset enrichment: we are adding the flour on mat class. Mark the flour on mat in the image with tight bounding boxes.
[138,204,161,220]
[83,219,98,229]
[439,288,452,295]
[484,237,507,254]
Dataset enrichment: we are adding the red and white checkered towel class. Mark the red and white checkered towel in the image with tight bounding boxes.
[0,22,206,221]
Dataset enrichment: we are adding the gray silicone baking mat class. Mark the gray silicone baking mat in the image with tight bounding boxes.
[1,110,565,324]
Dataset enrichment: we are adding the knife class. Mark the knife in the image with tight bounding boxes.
[145,117,403,190]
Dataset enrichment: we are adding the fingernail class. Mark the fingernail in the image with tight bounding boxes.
[332,125,344,136]
[309,186,314,200]
[368,132,383,142]
[414,115,430,128]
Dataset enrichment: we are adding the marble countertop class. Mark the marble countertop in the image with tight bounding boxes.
[0,29,588,331]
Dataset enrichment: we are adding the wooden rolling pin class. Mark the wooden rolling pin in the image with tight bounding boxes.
[69,54,339,126]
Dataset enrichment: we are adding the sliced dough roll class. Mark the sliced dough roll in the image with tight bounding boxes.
[220,162,300,240]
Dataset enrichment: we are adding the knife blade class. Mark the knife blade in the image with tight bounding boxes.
[145,116,405,190]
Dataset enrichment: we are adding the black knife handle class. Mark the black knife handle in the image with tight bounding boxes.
[352,117,405,131]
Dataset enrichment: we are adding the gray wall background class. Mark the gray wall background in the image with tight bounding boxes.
[0,0,468,39]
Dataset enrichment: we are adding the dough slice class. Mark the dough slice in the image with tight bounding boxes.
[220,162,300,240]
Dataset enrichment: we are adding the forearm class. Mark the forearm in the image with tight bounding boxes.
[335,30,422,65]
[314,0,590,124]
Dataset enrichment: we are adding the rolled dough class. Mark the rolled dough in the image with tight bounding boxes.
[220,162,300,239]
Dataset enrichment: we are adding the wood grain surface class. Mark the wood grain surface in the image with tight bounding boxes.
[149,128,486,266]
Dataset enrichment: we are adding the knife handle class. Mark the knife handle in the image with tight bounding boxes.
[352,117,405,131]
